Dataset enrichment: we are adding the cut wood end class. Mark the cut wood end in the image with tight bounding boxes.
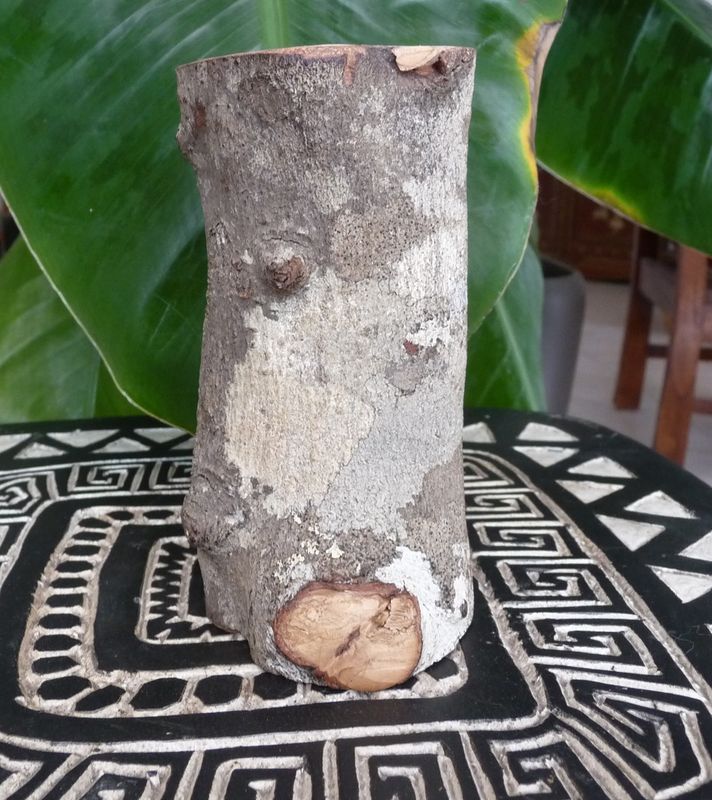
[392,46,442,73]
[273,581,421,692]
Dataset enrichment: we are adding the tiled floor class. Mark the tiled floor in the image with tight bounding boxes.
[568,280,712,485]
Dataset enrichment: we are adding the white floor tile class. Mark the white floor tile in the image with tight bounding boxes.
[567,281,712,486]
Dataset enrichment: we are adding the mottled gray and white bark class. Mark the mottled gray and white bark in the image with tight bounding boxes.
[177,44,476,691]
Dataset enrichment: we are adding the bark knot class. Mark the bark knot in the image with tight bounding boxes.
[264,256,309,292]
[193,101,207,129]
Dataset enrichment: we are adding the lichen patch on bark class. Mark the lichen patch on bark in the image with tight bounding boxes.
[223,271,377,519]
[375,545,471,671]
[225,363,374,518]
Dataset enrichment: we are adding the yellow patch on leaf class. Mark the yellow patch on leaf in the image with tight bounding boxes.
[579,185,643,224]
[516,21,543,69]
[515,23,543,186]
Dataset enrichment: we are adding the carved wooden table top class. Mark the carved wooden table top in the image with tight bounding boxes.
[1,410,711,799]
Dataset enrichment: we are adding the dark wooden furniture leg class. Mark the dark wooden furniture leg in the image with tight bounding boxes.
[614,228,657,409]
[654,245,708,463]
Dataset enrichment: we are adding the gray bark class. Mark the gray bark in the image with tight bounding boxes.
[177,44,476,690]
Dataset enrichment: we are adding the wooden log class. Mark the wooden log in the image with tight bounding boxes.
[177,44,476,691]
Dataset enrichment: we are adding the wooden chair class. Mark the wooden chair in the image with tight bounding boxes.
[614,228,712,464]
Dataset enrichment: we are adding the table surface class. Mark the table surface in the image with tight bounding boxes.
[0,409,711,799]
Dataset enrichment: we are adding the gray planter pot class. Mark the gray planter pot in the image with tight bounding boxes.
[541,258,586,414]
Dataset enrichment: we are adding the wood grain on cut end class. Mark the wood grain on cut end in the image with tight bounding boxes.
[273,581,421,692]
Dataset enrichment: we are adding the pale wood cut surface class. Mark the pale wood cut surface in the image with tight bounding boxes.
[274,582,422,692]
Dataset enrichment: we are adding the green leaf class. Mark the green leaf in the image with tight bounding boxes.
[0,239,139,422]
[0,0,565,429]
[465,244,546,409]
[537,0,712,253]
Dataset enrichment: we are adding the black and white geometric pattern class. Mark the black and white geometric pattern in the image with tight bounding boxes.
[0,410,711,798]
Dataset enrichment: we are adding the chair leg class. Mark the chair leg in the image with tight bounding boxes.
[614,283,653,409]
[614,229,656,409]
[654,246,708,464]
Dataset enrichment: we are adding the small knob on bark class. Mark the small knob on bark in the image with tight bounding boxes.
[264,256,309,292]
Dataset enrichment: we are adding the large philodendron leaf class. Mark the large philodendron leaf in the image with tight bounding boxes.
[0,0,565,429]
[538,0,712,253]
[465,244,546,409]
[0,240,138,421]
